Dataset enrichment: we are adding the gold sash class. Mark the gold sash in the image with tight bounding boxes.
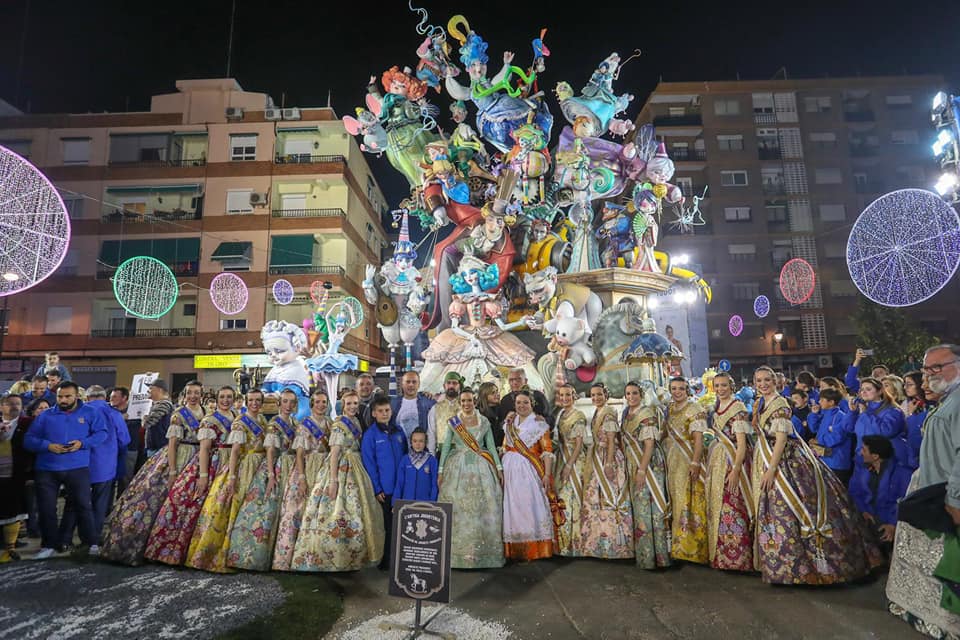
[622,414,670,517]
[556,409,584,505]
[450,415,498,471]
[666,406,706,484]
[589,414,630,517]
[711,414,755,521]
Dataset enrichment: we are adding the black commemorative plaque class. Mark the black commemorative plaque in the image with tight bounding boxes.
[388,500,452,604]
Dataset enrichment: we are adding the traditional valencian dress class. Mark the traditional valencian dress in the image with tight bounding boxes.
[184,411,267,573]
[144,407,232,565]
[553,405,588,557]
[622,404,671,568]
[101,404,204,566]
[290,415,384,571]
[438,413,505,568]
[580,405,634,559]
[664,400,710,564]
[704,399,754,571]
[227,413,296,570]
[272,413,329,571]
[751,394,879,584]
[502,413,556,561]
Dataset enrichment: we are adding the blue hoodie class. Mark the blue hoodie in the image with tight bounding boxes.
[849,458,913,525]
[808,407,854,471]
[24,401,108,471]
[361,421,408,496]
[844,401,906,467]
[85,399,132,483]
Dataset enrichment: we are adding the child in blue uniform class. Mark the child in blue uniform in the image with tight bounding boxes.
[393,428,438,504]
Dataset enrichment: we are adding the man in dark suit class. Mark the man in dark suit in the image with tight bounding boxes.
[497,368,553,427]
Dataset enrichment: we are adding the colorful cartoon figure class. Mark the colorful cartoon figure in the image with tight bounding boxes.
[596,202,636,268]
[416,34,458,91]
[260,320,311,420]
[448,100,489,176]
[342,107,388,155]
[523,265,604,338]
[558,53,634,136]
[632,136,684,214]
[444,16,553,153]
[365,66,441,189]
[422,140,470,207]
[630,195,661,273]
[506,121,551,203]
[305,298,363,418]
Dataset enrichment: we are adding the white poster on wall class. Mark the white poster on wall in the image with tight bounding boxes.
[649,297,691,378]
[128,372,158,420]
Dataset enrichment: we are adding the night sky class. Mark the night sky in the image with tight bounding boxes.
[2,0,958,211]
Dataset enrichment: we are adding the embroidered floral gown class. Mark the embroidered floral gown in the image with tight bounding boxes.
[184,412,267,573]
[664,401,710,564]
[553,407,588,557]
[273,414,330,570]
[227,414,296,571]
[438,412,505,568]
[101,405,204,566]
[144,408,233,565]
[580,406,634,559]
[704,400,754,571]
[622,406,671,569]
[502,413,556,562]
[751,395,879,584]
[290,416,384,571]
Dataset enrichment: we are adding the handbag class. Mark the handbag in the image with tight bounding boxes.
[897,482,957,534]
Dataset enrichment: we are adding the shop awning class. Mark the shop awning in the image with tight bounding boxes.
[99,237,201,266]
[211,242,252,261]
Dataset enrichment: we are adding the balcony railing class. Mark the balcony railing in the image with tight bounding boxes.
[849,145,880,158]
[758,146,781,160]
[652,113,702,127]
[843,109,875,122]
[671,148,707,161]
[267,265,346,276]
[97,261,199,279]
[90,328,195,338]
[271,208,346,218]
[101,208,203,223]
[753,112,777,125]
[107,158,207,168]
[762,182,786,196]
[274,154,346,165]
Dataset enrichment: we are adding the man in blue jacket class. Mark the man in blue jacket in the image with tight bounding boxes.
[20,375,55,408]
[849,434,912,553]
[390,370,436,445]
[24,381,107,559]
[361,396,407,570]
[57,385,130,553]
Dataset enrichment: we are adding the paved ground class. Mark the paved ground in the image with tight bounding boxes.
[0,553,926,639]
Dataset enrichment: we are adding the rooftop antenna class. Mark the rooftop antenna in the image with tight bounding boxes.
[326,90,332,108]
[225,0,237,77]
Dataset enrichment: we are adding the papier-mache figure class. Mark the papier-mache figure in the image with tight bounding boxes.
[523,266,603,371]
[630,195,661,273]
[305,298,363,419]
[422,140,470,206]
[416,34,458,92]
[558,52,634,136]
[596,202,636,268]
[632,137,684,215]
[260,320,311,420]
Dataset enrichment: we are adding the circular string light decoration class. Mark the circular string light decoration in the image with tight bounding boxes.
[847,188,960,307]
[753,295,770,318]
[112,256,179,319]
[210,272,248,315]
[728,314,744,337]
[309,280,328,305]
[779,258,816,305]
[272,279,295,305]
[0,144,71,297]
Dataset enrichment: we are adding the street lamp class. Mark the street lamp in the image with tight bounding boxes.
[772,330,784,352]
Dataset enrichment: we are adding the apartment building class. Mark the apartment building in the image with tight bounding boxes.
[0,78,390,390]
[635,74,956,376]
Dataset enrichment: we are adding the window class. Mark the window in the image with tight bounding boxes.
[182,303,197,316]
[714,99,740,116]
[0,139,30,158]
[752,93,775,115]
[668,106,686,117]
[109,133,169,163]
[765,203,787,222]
[771,240,793,265]
[819,204,846,222]
[727,243,756,262]
[226,189,254,215]
[724,206,751,222]
[45,307,72,334]
[896,166,926,185]
[229,134,257,161]
[891,130,919,145]
[62,196,83,219]
[62,138,90,165]
[804,96,832,113]
[717,134,744,151]
[809,132,837,148]
[220,318,248,330]
[830,280,858,297]
[885,95,913,107]
[675,176,693,196]
[720,170,749,186]
[761,167,785,194]
[814,168,842,184]
[732,282,760,300]
[823,240,846,258]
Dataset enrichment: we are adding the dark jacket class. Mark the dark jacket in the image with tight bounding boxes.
[392,453,439,504]
[498,390,554,427]
[143,399,174,451]
[86,399,132,484]
[24,401,108,471]
[361,422,408,496]
[849,458,913,525]
[389,394,436,440]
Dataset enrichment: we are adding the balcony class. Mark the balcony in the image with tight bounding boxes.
[753,112,777,125]
[762,181,786,196]
[90,328,195,338]
[843,109,875,122]
[671,148,706,161]
[97,261,199,279]
[274,153,346,165]
[107,157,206,168]
[271,208,346,219]
[101,206,203,223]
[652,112,702,127]
[758,146,781,161]
[267,265,345,276]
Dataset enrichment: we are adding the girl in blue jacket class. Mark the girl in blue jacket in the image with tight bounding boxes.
[844,377,906,470]
[393,428,438,504]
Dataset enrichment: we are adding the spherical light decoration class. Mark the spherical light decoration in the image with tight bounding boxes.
[728,314,744,337]
[753,295,770,318]
[779,258,816,305]
[112,256,179,319]
[847,188,960,307]
[210,272,248,315]
[0,144,72,297]
[272,278,294,305]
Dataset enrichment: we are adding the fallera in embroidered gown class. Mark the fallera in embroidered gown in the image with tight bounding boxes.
[622,405,671,569]
[502,413,556,562]
[553,406,588,557]
[664,400,710,564]
[437,412,504,568]
[579,405,634,559]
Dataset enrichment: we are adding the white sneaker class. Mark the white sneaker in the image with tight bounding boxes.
[87,545,100,556]
[32,548,56,560]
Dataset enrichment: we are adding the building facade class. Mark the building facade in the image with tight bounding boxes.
[0,78,391,391]
[636,74,956,380]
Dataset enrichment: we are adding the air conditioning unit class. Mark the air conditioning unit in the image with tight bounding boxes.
[818,355,834,369]
[282,108,301,121]
[264,108,282,121]
[226,107,244,120]
[249,192,268,206]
